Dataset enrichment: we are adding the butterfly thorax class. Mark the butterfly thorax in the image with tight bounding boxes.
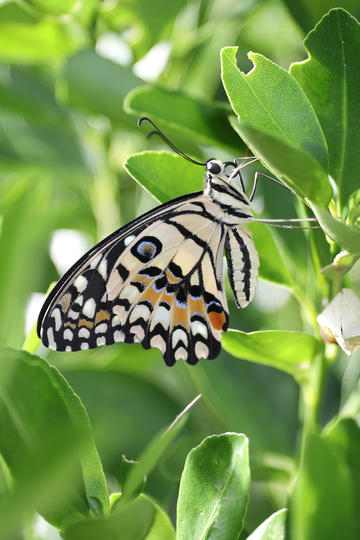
[204,159,254,226]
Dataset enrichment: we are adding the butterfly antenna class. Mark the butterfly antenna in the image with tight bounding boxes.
[138,117,206,166]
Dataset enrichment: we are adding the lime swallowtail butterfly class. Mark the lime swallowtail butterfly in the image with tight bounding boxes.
[38,118,315,366]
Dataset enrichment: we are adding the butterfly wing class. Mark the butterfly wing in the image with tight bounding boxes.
[225,225,259,308]
[38,193,229,365]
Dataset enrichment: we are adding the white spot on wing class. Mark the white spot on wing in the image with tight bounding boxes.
[96,336,106,346]
[79,327,90,338]
[51,308,62,331]
[95,323,108,334]
[63,328,74,341]
[175,347,187,360]
[83,298,96,318]
[74,275,88,293]
[191,320,208,339]
[130,325,145,341]
[150,335,166,353]
[150,306,170,330]
[129,304,151,324]
[47,328,57,350]
[114,330,125,342]
[98,258,108,279]
[195,342,209,359]
[81,342,89,350]
[68,309,80,320]
[124,234,136,246]
[172,328,188,348]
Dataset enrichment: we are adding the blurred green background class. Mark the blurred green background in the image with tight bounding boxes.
[0,0,358,537]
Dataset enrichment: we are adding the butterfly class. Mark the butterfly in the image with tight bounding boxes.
[37,117,314,366]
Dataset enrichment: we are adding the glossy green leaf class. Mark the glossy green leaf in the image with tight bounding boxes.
[290,433,355,540]
[222,330,319,375]
[62,49,142,125]
[0,3,80,63]
[124,151,204,202]
[221,48,332,206]
[63,495,155,540]
[230,121,331,206]
[221,47,328,168]
[248,222,293,287]
[176,433,250,540]
[124,85,242,152]
[246,508,287,540]
[311,204,360,254]
[291,9,360,208]
[324,417,360,538]
[0,348,109,528]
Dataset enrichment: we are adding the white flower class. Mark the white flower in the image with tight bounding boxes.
[317,289,360,356]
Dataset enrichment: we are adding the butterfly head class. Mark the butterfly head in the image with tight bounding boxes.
[205,158,250,203]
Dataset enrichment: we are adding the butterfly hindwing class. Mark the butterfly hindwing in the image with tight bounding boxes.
[225,225,259,309]
[38,194,229,365]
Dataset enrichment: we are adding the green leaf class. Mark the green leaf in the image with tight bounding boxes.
[124,85,242,152]
[0,348,109,529]
[0,175,50,348]
[121,396,198,501]
[176,433,250,540]
[324,417,360,538]
[221,48,332,206]
[248,222,293,287]
[62,49,142,125]
[0,3,81,63]
[311,204,360,254]
[222,330,319,375]
[221,47,328,168]
[291,9,360,208]
[143,494,176,540]
[246,508,287,540]
[124,151,204,202]
[63,495,155,540]
[290,433,355,540]
[230,120,331,206]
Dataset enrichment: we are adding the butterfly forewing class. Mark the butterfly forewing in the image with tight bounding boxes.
[38,194,230,365]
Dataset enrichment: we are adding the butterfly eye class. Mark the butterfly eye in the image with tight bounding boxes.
[206,160,224,175]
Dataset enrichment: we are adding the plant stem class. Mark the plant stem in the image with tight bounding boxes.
[298,351,327,462]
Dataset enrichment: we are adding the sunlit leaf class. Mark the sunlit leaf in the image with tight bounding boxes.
[125,85,242,152]
[324,417,360,537]
[221,48,332,206]
[311,204,360,254]
[63,495,155,540]
[246,508,287,540]
[0,348,109,530]
[177,433,250,540]
[290,433,355,539]
[124,151,204,202]
[222,330,319,375]
[291,9,360,208]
